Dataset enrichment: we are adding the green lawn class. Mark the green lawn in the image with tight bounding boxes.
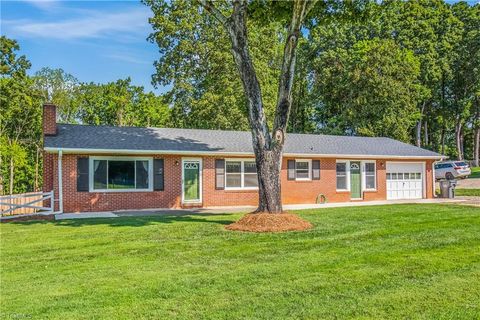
[456,188,480,197]
[469,167,480,179]
[1,204,480,319]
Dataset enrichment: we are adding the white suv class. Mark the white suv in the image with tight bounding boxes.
[434,161,471,180]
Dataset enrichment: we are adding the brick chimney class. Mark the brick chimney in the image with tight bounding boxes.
[43,103,57,136]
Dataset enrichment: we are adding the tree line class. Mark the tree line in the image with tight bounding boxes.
[1,0,479,195]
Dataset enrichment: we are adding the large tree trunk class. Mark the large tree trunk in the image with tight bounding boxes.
[200,0,314,213]
[455,120,464,160]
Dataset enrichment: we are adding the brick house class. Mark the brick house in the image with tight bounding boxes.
[42,104,444,213]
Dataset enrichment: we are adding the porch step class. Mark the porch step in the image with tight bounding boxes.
[181,203,203,209]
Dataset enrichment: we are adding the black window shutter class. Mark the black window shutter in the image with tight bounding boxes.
[312,160,320,180]
[77,157,89,192]
[287,160,296,180]
[215,159,225,190]
[153,159,164,191]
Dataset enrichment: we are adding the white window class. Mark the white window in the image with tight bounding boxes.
[295,160,311,180]
[225,159,258,189]
[336,161,348,190]
[364,162,376,190]
[89,157,153,192]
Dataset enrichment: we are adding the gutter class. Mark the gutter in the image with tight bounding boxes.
[43,147,444,160]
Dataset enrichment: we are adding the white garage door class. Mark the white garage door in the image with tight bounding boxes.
[386,162,424,200]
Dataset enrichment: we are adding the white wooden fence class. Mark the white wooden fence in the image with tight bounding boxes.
[0,191,54,216]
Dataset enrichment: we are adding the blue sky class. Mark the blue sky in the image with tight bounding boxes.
[1,0,165,93]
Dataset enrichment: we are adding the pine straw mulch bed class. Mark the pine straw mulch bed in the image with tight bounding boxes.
[225,212,312,232]
[1,214,55,223]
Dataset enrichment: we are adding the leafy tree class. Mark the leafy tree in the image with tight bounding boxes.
[391,0,462,147]
[449,2,480,161]
[145,0,286,131]
[34,67,80,123]
[146,0,317,213]
[0,36,42,194]
[313,39,423,141]
[76,78,171,127]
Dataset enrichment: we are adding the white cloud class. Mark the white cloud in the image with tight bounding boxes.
[6,7,151,40]
[104,53,150,65]
[21,0,59,11]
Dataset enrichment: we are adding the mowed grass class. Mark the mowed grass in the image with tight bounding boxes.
[469,167,480,179]
[1,204,480,320]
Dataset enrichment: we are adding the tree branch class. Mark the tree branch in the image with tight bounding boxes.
[197,0,228,25]
[273,0,317,140]
[201,0,271,149]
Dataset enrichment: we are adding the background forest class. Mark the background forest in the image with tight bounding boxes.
[1,0,479,195]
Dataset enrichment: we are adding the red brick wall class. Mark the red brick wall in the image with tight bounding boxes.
[203,156,259,207]
[60,154,183,213]
[47,153,436,213]
[43,104,57,136]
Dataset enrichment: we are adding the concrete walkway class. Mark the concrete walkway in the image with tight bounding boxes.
[54,198,471,220]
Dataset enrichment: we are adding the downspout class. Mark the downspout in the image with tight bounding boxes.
[57,150,63,214]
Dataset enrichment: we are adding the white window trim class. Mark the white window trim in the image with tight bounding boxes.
[295,159,312,181]
[224,158,259,190]
[362,161,377,191]
[89,156,153,192]
[336,160,350,191]
[181,157,203,204]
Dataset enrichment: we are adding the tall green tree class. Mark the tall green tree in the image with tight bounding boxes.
[449,2,480,161]
[0,36,42,194]
[313,39,424,141]
[34,67,80,123]
[391,0,462,148]
[76,78,171,127]
[146,0,318,213]
[145,0,286,131]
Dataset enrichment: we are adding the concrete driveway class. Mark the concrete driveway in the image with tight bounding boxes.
[456,178,480,189]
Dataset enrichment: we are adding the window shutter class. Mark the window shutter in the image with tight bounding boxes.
[215,159,225,190]
[77,157,89,192]
[153,159,164,191]
[312,160,320,180]
[287,160,296,180]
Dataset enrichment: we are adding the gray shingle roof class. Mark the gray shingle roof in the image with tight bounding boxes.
[44,124,442,158]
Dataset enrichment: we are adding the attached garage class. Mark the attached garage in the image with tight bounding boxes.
[386,162,425,200]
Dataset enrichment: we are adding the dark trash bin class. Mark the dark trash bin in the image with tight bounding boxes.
[439,180,456,198]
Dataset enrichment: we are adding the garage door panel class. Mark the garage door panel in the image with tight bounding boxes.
[386,162,424,200]
[387,163,423,172]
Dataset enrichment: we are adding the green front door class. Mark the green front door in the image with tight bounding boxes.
[183,161,200,202]
[350,161,362,199]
